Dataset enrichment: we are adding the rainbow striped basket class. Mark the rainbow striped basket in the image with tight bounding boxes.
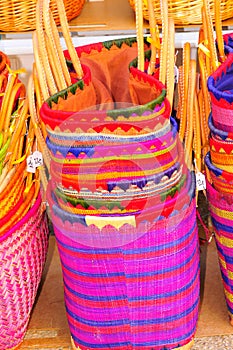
[206,180,233,323]
[41,37,200,350]
[0,194,49,349]
[47,171,199,350]
[207,53,233,133]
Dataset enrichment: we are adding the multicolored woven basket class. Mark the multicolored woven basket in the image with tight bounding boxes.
[207,53,233,133]
[206,180,233,323]
[47,171,199,350]
[0,194,49,349]
[40,35,200,349]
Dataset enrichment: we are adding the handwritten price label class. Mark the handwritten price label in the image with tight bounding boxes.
[196,172,206,191]
[33,151,43,168]
[26,155,36,173]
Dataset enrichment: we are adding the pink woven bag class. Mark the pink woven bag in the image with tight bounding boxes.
[0,194,49,350]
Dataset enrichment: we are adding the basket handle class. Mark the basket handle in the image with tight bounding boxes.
[159,0,168,85]
[54,0,83,79]
[202,0,219,72]
[214,0,225,63]
[28,72,51,173]
[147,0,159,75]
[135,0,144,72]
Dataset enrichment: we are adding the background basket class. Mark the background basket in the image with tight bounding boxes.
[0,194,49,349]
[128,0,233,26]
[0,0,85,32]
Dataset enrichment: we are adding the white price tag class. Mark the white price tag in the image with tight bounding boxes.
[26,155,36,173]
[33,150,43,168]
[174,65,179,83]
[196,172,206,191]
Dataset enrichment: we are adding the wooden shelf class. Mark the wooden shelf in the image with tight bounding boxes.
[68,0,137,33]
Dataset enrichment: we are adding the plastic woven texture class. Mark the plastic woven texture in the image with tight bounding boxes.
[210,135,233,171]
[0,194,49,349]
[47,121,186,201]
[208,113,233,142]
[128,0,233,26]
[223,33,233,51]
[48,173,199,350]
[205,152,233,194]
[207,53,233,132]
[46,110,175,162]
[206,180,233,320]
[0,0,85,32]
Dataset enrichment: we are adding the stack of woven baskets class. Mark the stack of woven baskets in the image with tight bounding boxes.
[39,33,200,350]
[205,49,233,324]
[0,52,49,349]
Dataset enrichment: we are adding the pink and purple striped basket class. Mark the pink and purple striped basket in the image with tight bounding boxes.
[207,53,233,133]
[42,37,200,350]
[206,180,233,322]
[0,194,49,350]
[47,171,199,350]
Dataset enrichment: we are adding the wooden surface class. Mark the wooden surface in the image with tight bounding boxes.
[68,0,137,32]
[68,0,233,33]
[19,235,233,349]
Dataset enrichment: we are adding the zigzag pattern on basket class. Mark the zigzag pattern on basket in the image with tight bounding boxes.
[205,35,233,325]
[40,33,200,350]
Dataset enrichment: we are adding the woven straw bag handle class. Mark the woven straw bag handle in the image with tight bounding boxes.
[0,73,26,142]
[147,0,158,75]
[33,0,83,101]
[178,42,190,142]
[28,73,50,192]
[203,0,218,72]
[214,0,225,62]
[135,0,144,72]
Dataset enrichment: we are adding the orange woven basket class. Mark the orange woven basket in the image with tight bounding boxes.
[0,0,86,32]
[128,0,233,26]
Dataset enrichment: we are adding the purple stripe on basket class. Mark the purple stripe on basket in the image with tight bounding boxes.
[60,240,197,281]
[54,201,196,255]
[66,298,198,346]
[61,258,199,306]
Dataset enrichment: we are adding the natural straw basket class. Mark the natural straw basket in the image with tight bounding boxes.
[128,0,233,26]
[0,0,85,32]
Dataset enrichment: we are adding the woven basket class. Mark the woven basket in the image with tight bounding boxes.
[0,193,49,349]
[47,172,199,350]
[205,152,233,195]
[207,53,233,133]
[128,0,233,26]
[206,180,233,323]
[208,113,233,142]
[0,0,85,32]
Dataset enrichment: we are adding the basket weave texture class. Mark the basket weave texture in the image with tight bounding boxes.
[0,194,49,349]
[0,0,85,32]
[128,0,233,26]
[206,181,233,321]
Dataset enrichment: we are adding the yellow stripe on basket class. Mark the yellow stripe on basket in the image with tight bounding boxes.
[58,156,179,181]
[210,205,233,221]
[85,215,136,230]
[51,139,177,165]
[218,256,233,280]
[223,288,233,304]
[215,231,233,249]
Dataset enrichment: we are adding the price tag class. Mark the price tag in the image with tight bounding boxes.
[196,172,206,191]
[33,151,43,168]
[174,65,179,83]
[26,155,36,173]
